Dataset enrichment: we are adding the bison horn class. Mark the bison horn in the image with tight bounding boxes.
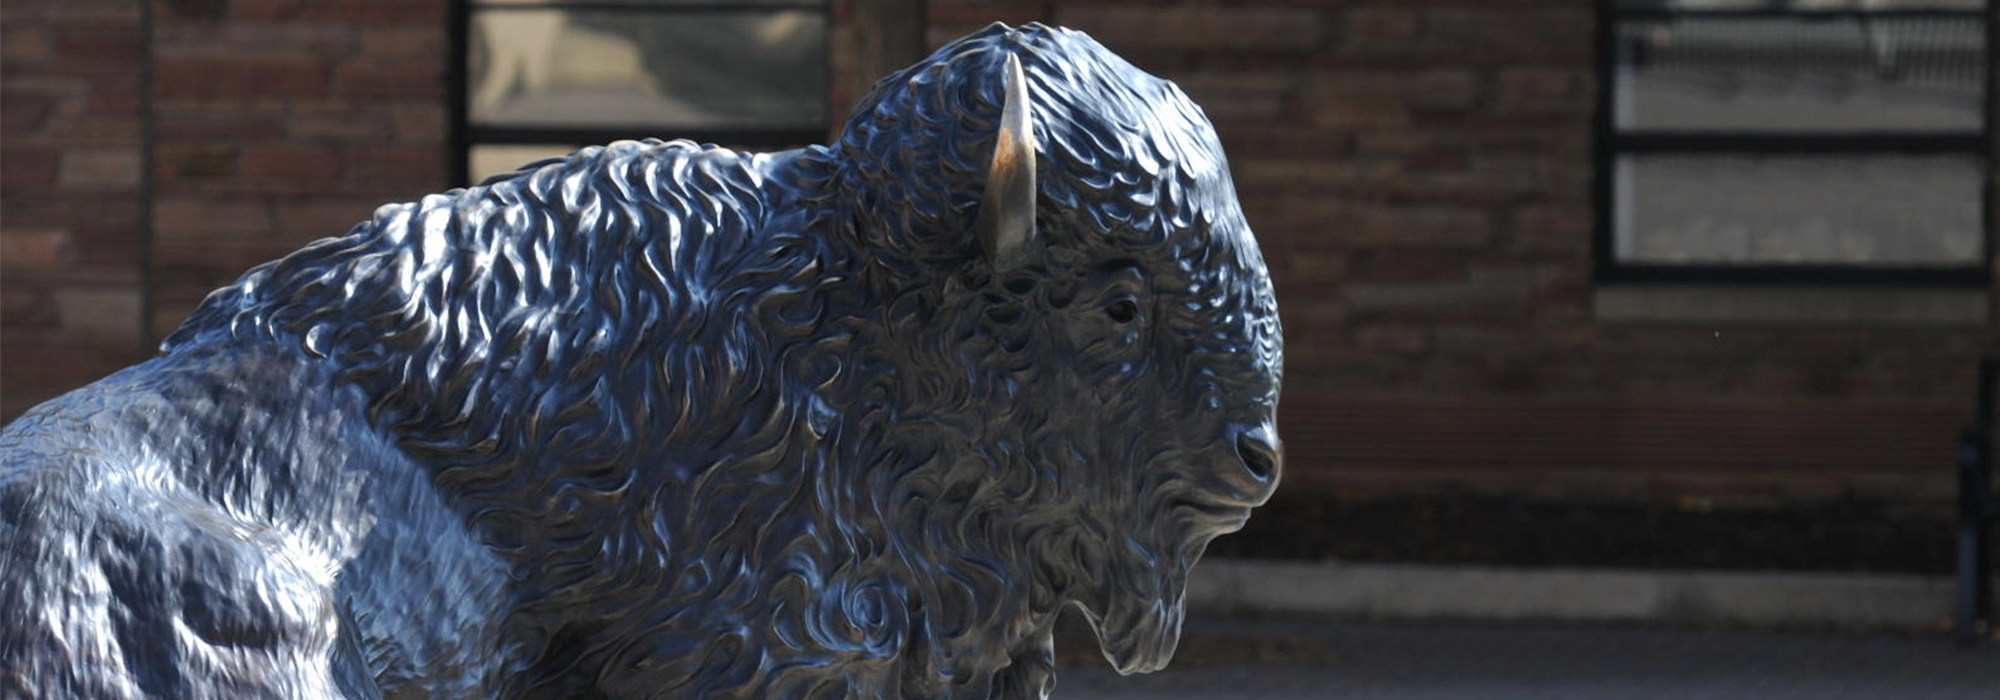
[975,52,1038,271]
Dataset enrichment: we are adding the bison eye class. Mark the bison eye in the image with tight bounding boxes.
[1105,299,1139,324]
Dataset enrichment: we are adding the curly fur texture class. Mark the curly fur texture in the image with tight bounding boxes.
[3,24,1280,700]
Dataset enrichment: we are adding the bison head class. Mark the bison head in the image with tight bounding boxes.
[832,24,1284,676]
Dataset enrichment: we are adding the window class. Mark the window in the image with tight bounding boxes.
[453,0,830,184]
[1596,0,1993,285]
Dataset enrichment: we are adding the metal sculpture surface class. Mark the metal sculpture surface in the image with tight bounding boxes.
[0,23,1282,700]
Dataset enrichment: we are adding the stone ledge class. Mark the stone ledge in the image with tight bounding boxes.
[1187,559,1984,629]
[1593,285,1989,325]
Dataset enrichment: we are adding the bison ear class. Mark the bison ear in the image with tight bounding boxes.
[974,53,1038,271]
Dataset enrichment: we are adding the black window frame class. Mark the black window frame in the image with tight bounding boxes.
[448,0,832,187]
[1592,1,1997,287]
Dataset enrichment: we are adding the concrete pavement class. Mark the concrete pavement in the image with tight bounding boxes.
[1053,616,2000,700]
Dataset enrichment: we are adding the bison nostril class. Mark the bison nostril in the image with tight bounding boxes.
[1234,429,1281,482]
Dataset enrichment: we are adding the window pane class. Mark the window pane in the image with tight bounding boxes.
[1614,15,1987,132]
[468,9,826,130]
[1614,154,1985,265]
[470,144,579,184]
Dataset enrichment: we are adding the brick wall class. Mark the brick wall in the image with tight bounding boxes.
[2,0,149,417]
[0,0,450,418]
[149,0,449,349]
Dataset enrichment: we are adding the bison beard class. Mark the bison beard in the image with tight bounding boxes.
[0,23,1282,700]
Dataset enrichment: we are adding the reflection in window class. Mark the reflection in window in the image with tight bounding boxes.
[469,10,826,130]
[1615,16,1986,132]
[459,1,829,185]
[1616,154,1984,265]
[1599,0,1992,280]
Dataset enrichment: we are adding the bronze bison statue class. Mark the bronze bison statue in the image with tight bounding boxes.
[0,23,1282,700]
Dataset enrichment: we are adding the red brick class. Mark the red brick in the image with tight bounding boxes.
[1355,325,1430,355]
[1357,131,1448,156]
[1303,70,1476,111]
[154,0,229,21]
[153,196,271,238]
[1467,131,1588,159]
[155,58,329,99]
[1240,195,1356,234]
[153,22,357,59]
[1279,303,1349,356]
[1378,157,1553,207]
[51,287,142,341]
[156,110,288,139]
[1346,8,1420,43]
[1353,208,1492,249]
[1235,159,1403,196]
[1404,145,1471,173]
[230,0,304,21]
[387,104,445,143]
[153,239,296,275]
[155,142,239,180]
[1342,279,1533,314]
[50,28,141,63]
[1424,9,1592,63]
[1173,74,1294,123]
[0,228,76,270]
[0,195,141,230]
[273,199,384,238]
[21,62,142,84]
[0,148,60,189]
[1345,251,1470,283]
[3,0,138,23]
[1469,263,1576,297]
[1,75,93,104]
[1056,6,1322,51]
[1217,126,1352,161]
[67,225,145,269]
[1,289,58,329]
[290,108,393,140]
[1281,253,1347,284]
[1500,67,1579,103]
[333,62,444,101]
[2,28,52,61]
[344,144,445,187]
[85,80,142,116]
[927,3,1050,27]
[240,143,340,180]
[1415,70,1479,110]
[56,147,140,189]
[357,26,442,58]
[301,1,447,25]
[27,115,142,147]
[1301,102,1410,128]
[1511,205,1589,253]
